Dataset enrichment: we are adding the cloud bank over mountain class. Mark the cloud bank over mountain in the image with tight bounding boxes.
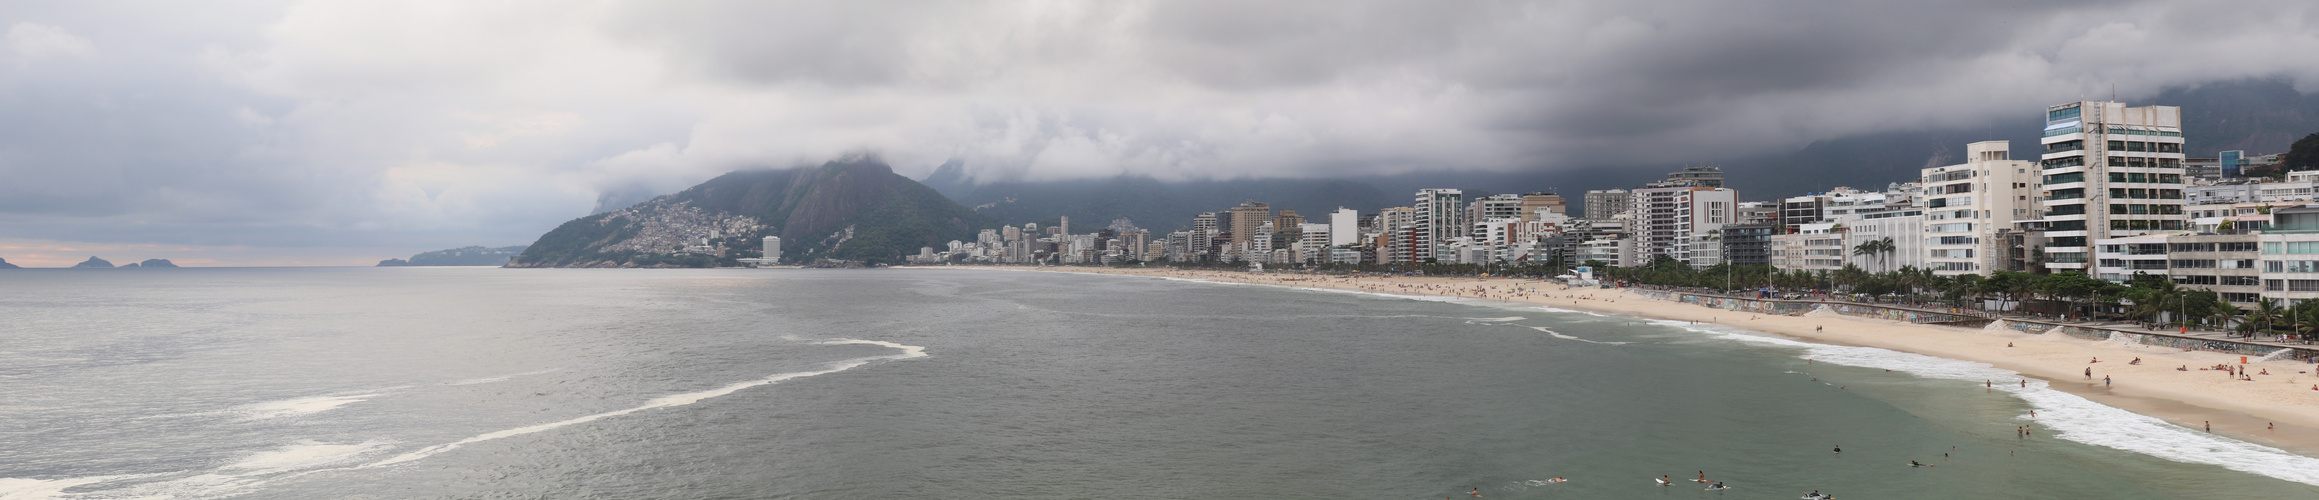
[2,1,2317,262]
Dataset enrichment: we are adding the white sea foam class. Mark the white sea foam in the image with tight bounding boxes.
[237,393,378,420]
[366,338,925,467]
[0,340,929,500]
[224,440,394,473]
[0,475,143,500]
[1528,305,1611,317]
[0,440,395,500]
[1647,319,2319,486]
[445,368,559,386]
[1525,326,1630,345]
[1464,316,1527,323]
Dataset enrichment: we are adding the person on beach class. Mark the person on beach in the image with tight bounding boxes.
[2104,375,2110,386]
[2085,367,2093,379]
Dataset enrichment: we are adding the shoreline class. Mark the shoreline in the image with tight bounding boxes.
[920,265,2319,459]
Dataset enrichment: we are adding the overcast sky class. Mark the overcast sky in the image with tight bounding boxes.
[3,1,2317,266]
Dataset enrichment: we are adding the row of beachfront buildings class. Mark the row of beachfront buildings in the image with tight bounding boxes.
[910,98,2319,308]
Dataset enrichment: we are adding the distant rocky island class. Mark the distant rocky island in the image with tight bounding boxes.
[510,157,994,268]
[54,257,179,269]
[377,246,529,267]
[0,257,18,269]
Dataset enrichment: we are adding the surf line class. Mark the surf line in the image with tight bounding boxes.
[1525,326,1629,345]
[365,339,926,468]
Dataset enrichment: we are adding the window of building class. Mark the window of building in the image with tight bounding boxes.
[2174,275,2218,285]
[2268,279,2285,291]
[2222,292,2261,303]
[2222,276,2261,287]
[2291,280,2319,292]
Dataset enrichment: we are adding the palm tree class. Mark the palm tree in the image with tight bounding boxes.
[1852,240,1879,272]
[2253,297,2285,337]
[2209,302,2243,332]
[1876,237,1897,272]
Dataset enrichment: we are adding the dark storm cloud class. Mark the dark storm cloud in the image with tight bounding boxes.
[0,0,2314,263]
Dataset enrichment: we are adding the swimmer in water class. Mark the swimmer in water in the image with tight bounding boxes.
[1471,487,1481,497]
[1833,445,1842,453]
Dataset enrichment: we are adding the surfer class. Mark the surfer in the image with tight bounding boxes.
[1471,486,1481,497]
[1697,471,1707,482]
[1832,445,1841,453]
[1661,475,1672,485]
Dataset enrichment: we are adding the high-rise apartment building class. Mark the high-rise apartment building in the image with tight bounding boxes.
[2039,101,2187,272]
[1274,210,1304,238]
[1227,202,1272,244]
[1921,141,2042,276]
[1329,208,1359,246]
[1630,186,1737,265]
[1519,192,1567,221]
[1584,189,1629,219]
[1413,189,1464,262]
[1468,194,1524,228]
[1661,166,1725,188]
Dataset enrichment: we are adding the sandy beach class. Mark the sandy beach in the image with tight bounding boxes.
[951,265,2319,456]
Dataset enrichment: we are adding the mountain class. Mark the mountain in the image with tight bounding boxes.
[921,79,2319,222]
[513,157,996,267]
[136,259,178,268]
[923,163,1395,232]
[0,258,18,269]
[72,256,113,269]
[388,246,529,266]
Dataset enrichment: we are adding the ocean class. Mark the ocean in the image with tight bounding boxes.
[2,268,2314,499]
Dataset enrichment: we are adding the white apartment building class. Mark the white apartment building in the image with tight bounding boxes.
[1577,236,1637,267]
[2039,100,2189,272]
[1414,189,1465,262]
[1919,141,2044,276]
[1840,209,1926,271]
[1329,208,1359,246]
[1772,222,1846,271]
[1629,186,1737,266]
[1297,223,1332,263]
[1468,194,1524,229]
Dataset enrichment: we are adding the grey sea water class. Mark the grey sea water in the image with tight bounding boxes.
[2,267,2315,499]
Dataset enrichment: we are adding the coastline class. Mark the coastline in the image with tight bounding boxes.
[924,265,2319,459]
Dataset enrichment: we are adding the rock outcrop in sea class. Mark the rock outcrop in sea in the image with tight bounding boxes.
[72,256,115,269]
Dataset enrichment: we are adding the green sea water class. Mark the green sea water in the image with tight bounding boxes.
[1,268,2313,499]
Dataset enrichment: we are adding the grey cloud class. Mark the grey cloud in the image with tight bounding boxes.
[0,0,2316,262]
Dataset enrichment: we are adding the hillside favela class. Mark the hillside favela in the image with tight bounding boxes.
[7,2,2319,499]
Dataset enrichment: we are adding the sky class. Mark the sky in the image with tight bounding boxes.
[3,1,2318,266]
